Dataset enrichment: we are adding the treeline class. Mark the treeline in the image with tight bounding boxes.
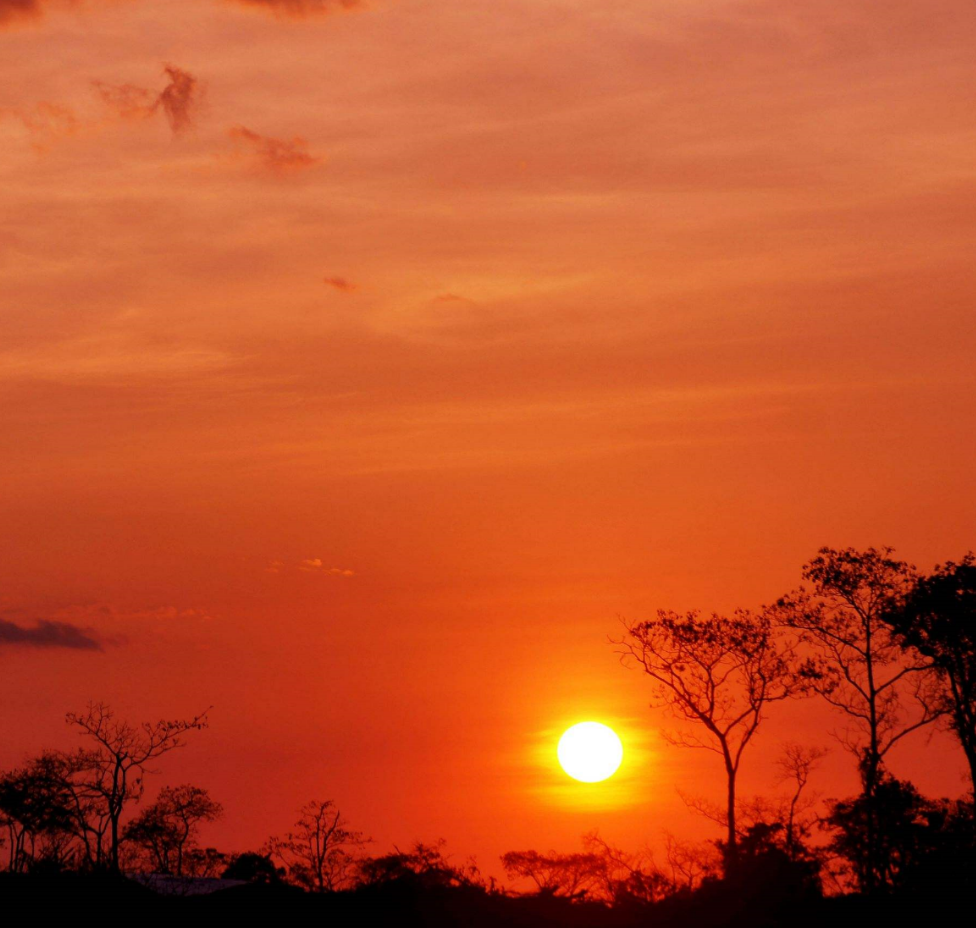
[2,546,975,916]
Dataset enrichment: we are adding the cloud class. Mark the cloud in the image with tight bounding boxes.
[92,81,156,121]
[0,101,80,150]
[294,559,355,576]
[230,0,364,19]
[324,276,357,292]
[0,618,101,650]
[0,0,44,27]
[228,125,321,174]
[93,64,200,135]
[156,65,198,134]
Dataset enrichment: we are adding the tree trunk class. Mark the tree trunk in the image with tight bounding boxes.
[725,763,737,874]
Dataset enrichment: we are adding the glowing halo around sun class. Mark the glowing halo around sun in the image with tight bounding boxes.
[557,722,624,782]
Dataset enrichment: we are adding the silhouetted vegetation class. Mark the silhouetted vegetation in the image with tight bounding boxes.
[2,546,975,924]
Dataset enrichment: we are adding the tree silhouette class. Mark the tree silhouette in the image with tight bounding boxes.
[64,702,209,872]
[826,774,974,894]
[500,848,604,899]
[775,547,944,891]
[357,840,481,890]
[618,609,816,870]
[267,799,367,891]
[882,554,976,795]
[221,850,285,884]
[0,753,77,872]
[123,784,222,876]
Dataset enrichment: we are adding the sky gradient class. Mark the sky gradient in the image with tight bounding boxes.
[2,0,975,874]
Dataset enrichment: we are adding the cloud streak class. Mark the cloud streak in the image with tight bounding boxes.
[0,618,102,650]
[230,0,364,19]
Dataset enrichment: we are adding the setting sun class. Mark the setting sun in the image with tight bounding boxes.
[557,722,624,783]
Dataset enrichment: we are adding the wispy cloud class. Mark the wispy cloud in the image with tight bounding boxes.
[228,125,321,174]
[93,64,200,135]
[0,617,101,650]
[324,276,357,292]
[230,0,365,19]
[299,558,354,576]
[267,558,355,576]
[0,101,82,151]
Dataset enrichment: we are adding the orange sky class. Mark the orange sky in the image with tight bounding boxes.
[2,0,975,876]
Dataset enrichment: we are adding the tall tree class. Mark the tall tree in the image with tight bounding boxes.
[619,609,815,870]
[64,702,209,872]
[775,546,943,891]
[882,554,976,795]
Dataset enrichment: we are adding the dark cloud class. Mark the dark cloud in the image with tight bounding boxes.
[156,65,198,134]
[231,0,364,19]
[93,64,200,135]
[324,276,356,292]
[0,618,102,650]
[0,0,43,27]
[228,125,321,174]
[0,0,96,29]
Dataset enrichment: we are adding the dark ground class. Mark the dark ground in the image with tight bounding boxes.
[1,873,970,927]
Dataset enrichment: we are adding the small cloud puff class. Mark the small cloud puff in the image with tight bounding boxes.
[324,276,357,292]
[228,125,321,175]
[299,558,355,576]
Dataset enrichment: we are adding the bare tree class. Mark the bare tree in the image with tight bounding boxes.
[268,799,368,892]
[774,547,943,891]
[124,784,222,876]
[580,832,669,904]
[661,832,718,894]
[64,702,209,871]
[618,609,816,869]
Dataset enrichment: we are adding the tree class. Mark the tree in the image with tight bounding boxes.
[882,554,976,795]
[221,851,285,883]
[123,784,222,876]
[500,849,604,899]
[268,799,368,892]
[826,775,975,893]
[775,743,828,863]
[618,609,816,869]
[64,702,209,871]
[580,832,669,904]
[661,832,719,895]
[357,840,481,890]
[0,753,78,872]
[681,742,827,870]
[775,547,944,891]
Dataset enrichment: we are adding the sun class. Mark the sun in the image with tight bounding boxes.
[557,721,623,783]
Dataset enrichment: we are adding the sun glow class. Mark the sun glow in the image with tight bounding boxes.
[557,722,624,783]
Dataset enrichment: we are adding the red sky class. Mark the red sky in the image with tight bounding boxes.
[1,0,975,876]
